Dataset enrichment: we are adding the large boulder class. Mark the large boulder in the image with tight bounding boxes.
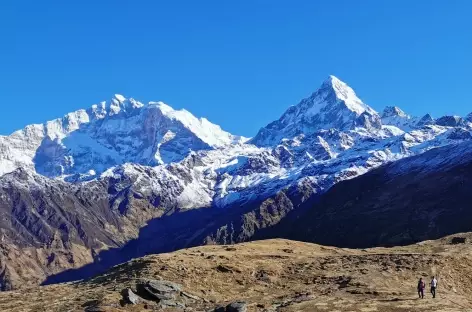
[227,301,248,312]
[136,279,182,301]
[122,288,142,305]
[211,301,248,312]
[451,237,467,244]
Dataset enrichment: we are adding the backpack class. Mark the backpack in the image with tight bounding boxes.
[418,281,425,289]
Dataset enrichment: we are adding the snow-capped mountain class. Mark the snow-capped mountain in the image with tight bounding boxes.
[0,95,246,178]
[251,75,381,147]
[2,74,472,289]
[1,75,472,208]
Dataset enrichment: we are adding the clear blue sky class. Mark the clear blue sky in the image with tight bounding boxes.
[1,0,471,137]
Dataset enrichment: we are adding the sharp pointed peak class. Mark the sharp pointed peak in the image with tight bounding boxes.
[315,74,376,116]
[416,113,435,126]
[421,113,433,119]
[321,75,348,88]
[319,75,357,97]
[324,74,343,82]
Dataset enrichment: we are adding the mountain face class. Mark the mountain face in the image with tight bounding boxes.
[0,95,245,178]
[1,75,472,289]
[280,139,472,248]
[251,75,380,147]
[380,106,417,131]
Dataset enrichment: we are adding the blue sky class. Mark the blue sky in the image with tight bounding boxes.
[1,0,471,137]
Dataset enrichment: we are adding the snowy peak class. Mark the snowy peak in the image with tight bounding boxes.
[2,75,472,215]
[88,94,144,119]
[320,75,375,116]
[251,76,378,146]
[86,96,243,149]
[0,95,244,177]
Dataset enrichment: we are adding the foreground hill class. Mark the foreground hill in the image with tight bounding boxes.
[1,235,472,312]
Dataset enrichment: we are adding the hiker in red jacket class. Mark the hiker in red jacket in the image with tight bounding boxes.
[417,278,426,299]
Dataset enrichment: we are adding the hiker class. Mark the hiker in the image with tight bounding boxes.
[417,277,425,299]
[431,276,438,298]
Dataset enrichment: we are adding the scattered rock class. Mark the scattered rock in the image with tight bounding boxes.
[83,308,105,312]
[214,306,226,312]
[136,279,182,301]
[211,301,248,312]
[159,299,186,309]
[82,300,103,311]
[227,301,247,312]
[292,292,314,303]
[181,291,202,301]
[142,286,175,300]
[451,237,467,244]
[121,279,200,309]
[216,264,234,273]
[254,270,271,283]
[335,276,352,289]
[122,288,141,305]
[347,289,363,295]
[149,279,182,293]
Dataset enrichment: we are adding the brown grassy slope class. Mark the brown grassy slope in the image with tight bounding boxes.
[1,233,472,312]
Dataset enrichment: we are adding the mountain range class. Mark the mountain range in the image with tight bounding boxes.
[1,75,472,290]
